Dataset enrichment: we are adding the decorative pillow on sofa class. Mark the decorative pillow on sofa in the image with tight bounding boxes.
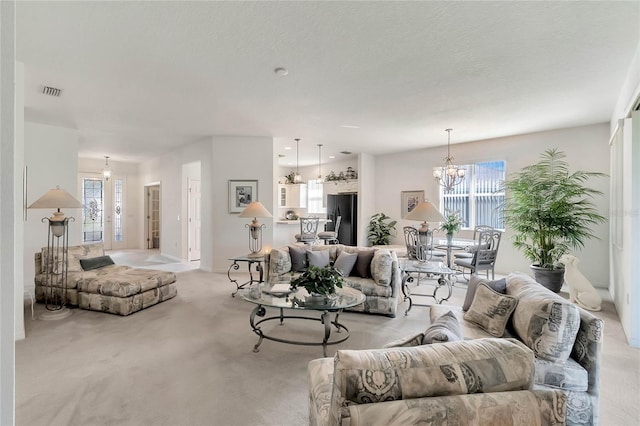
[464,283,518,337]
[353,249,375,278]
[462,275,507,311]
[269,248,292,275]
[422,310,463,344]
[307,249,331,268]
[288,245,307,272]
[370,249,393,286]
[80,255,115,271]
[333,251,358,277]
[67,243,105,272]
[506,272,581,363]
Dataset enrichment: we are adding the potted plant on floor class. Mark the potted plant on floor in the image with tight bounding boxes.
[502,148,606,292]
[290,265,344,302]
[367,212,397,246]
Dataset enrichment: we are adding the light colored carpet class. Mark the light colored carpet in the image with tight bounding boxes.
[16,266,640,425]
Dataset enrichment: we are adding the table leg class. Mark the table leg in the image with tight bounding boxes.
[249,304,267,352]
[432,274,453,303]
[228,261,241,297]
[402,273,413,316]
[321,311,331,357]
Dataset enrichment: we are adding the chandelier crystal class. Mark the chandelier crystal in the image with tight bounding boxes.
[433,129,465,192]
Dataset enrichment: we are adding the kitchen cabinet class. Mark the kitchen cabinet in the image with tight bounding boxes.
[278,184,307,208]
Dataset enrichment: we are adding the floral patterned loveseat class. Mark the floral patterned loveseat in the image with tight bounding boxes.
[308,338,567,425]
[34,243,177,316]
[265,244,401,317]
[430,272,603,426]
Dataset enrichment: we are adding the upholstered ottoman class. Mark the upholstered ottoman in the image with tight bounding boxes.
[77,267,177,316]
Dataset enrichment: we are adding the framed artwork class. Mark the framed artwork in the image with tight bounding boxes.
[401,190,424,218]
[229,180,258,213]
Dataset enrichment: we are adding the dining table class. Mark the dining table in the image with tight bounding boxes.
[433,237,477,268]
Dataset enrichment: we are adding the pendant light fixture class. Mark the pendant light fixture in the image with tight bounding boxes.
[102,156,111,181]
[433,129,465,192]
[294,138,303,183]
[316,144,324,182]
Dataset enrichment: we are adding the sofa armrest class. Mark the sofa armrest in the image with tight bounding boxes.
[338,389,567,426]
[34,252,42,275]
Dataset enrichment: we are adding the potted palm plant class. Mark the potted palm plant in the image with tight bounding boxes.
[502,148,606,292]
[290,265,344,301]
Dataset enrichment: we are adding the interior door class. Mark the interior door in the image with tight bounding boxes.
[188,179,201,261]
[79,174,126,250]
[146,185,161,249]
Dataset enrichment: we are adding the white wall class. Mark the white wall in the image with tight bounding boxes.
[375,123,611,287]
[0,3,17,422]
[139,138,213,268]
[78,157,140,249]
[211,136,274,272]
[358,154,376,246]
[24,122,80,296]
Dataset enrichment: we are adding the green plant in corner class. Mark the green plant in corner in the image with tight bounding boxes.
[502,148,606,290]
[367,212,397,246]
[290,265,344,296]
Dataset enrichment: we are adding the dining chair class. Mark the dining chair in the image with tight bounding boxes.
[295,217,320,245]
[318,216,341,245]
[453,229,502,280]
[403,226,446,262]
[453,225,494,261]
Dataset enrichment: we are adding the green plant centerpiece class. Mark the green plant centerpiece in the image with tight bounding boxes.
[502,148,606,292]
[290,265,344,299]
[367,212,397,246]
[439,210,464,238]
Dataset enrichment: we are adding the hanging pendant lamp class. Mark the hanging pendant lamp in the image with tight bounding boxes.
[316,144,324,182]
[294,138,303,183]
[102,156,111,181]
[433,129,465,192]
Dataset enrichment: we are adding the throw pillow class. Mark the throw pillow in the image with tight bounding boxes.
[370,249,393,286]
[353,249,375,278]
[288,245,307,272]
[464,283,518,337]
[67,243,104,272]
[333,251,358,277]
[307,249,331,268]
[462,275,507,311]
[80,255,115,271]
[422,310,463,344]
[269,248,292,275]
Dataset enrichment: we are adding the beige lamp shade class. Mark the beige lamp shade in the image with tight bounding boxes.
[404,201,445,233]
[238,201,273,219]
[28,186,83,221]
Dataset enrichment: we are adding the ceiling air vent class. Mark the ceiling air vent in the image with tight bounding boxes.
[42,86,62,97]
[340,151,352,155]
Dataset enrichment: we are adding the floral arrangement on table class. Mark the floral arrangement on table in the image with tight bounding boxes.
[290,265,344,296]
[439,210,464,235]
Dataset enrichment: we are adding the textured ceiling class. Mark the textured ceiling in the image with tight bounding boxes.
[16,1,640,165]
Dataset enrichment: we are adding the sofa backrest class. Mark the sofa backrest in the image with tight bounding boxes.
[329,338,534,425]
[36,243,105,274]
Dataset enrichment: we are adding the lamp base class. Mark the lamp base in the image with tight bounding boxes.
[39,307,72,321]
[246,251,265,258]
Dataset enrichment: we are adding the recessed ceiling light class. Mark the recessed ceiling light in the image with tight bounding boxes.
[284,146,292,150]
[329,155,335,159]
[340,125,360,129]
[274,67,289,76]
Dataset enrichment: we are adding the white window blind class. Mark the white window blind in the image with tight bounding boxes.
[307,179,326,214]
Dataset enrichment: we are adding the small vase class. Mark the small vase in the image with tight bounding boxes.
[446,233,454,245]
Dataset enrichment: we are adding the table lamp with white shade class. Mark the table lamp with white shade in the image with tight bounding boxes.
[28,186,83,319]
[239,201,273,257]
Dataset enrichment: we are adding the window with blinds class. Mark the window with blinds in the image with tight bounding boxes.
[307,179,326,215]
[438,160,505,230]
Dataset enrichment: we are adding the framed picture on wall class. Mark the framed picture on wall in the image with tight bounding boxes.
[401,190,424,218]
[229,180,258,213]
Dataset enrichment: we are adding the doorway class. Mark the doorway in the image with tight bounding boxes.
[145,183,161,250]
[188,178,201,261]
[79,173,126,250]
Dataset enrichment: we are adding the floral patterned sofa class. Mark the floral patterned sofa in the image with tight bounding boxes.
[430,272,603,426]
[265,244,401,317]
[34,243,177,316]
[308,338,567,425]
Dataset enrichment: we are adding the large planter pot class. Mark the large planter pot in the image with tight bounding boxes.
[530,265,565,293]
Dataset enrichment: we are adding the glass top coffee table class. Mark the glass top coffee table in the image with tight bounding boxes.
[399,258,456,315]
[238,282,365,357]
